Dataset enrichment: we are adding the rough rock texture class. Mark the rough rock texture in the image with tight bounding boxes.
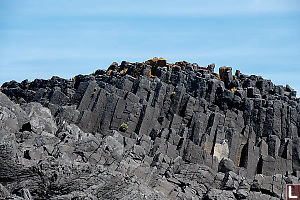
[0,58,300,199]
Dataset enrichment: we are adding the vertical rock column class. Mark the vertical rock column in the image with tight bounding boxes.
[219,67,233,88]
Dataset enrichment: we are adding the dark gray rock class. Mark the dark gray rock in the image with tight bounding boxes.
[0,92,29,133]
[1,59,299,199]
[218,158,237,173]
[204,188,236,200]
[22,102,58,134]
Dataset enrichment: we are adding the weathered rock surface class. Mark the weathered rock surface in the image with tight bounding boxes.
[0,58,299,199]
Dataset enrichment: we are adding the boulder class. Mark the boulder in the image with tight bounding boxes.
[22,102,57,134]
[0,92,29,133]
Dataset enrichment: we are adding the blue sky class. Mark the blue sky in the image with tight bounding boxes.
[0,0,300,94]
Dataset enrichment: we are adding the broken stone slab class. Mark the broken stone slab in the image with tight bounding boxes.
[22,102,58,134]
[0,92,29,132]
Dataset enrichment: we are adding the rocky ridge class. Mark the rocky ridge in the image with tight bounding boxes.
[0,58,300,199]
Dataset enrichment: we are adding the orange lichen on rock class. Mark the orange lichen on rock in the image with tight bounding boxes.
[219,67,232,82]
[219,67,226,81]
[120,68,128,75]
[108,62,118,71]
[107,70,112,75]
[152,57,159,62]
[198,64,215,73]
[231,87,237,93]
[146,57,166,67]
[145,57,167,77]
[157,58,167,67]
[149,70,156,78]
[175,61,185,67]
[175,61,188,70]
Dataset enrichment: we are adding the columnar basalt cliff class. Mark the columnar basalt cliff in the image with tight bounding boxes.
[0,58,299,199]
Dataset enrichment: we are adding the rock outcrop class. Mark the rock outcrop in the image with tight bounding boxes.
[0,58,299,199]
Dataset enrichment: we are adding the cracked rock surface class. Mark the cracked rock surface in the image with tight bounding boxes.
[0,58,300,199]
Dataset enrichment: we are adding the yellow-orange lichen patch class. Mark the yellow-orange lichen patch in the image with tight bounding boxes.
[152,57,159,62]
[107,70,112,75]
[149,70,156,78]
[120,68,128,75]
[231,87,237,93]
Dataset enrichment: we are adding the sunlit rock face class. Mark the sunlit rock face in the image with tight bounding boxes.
[0,58,299,199]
